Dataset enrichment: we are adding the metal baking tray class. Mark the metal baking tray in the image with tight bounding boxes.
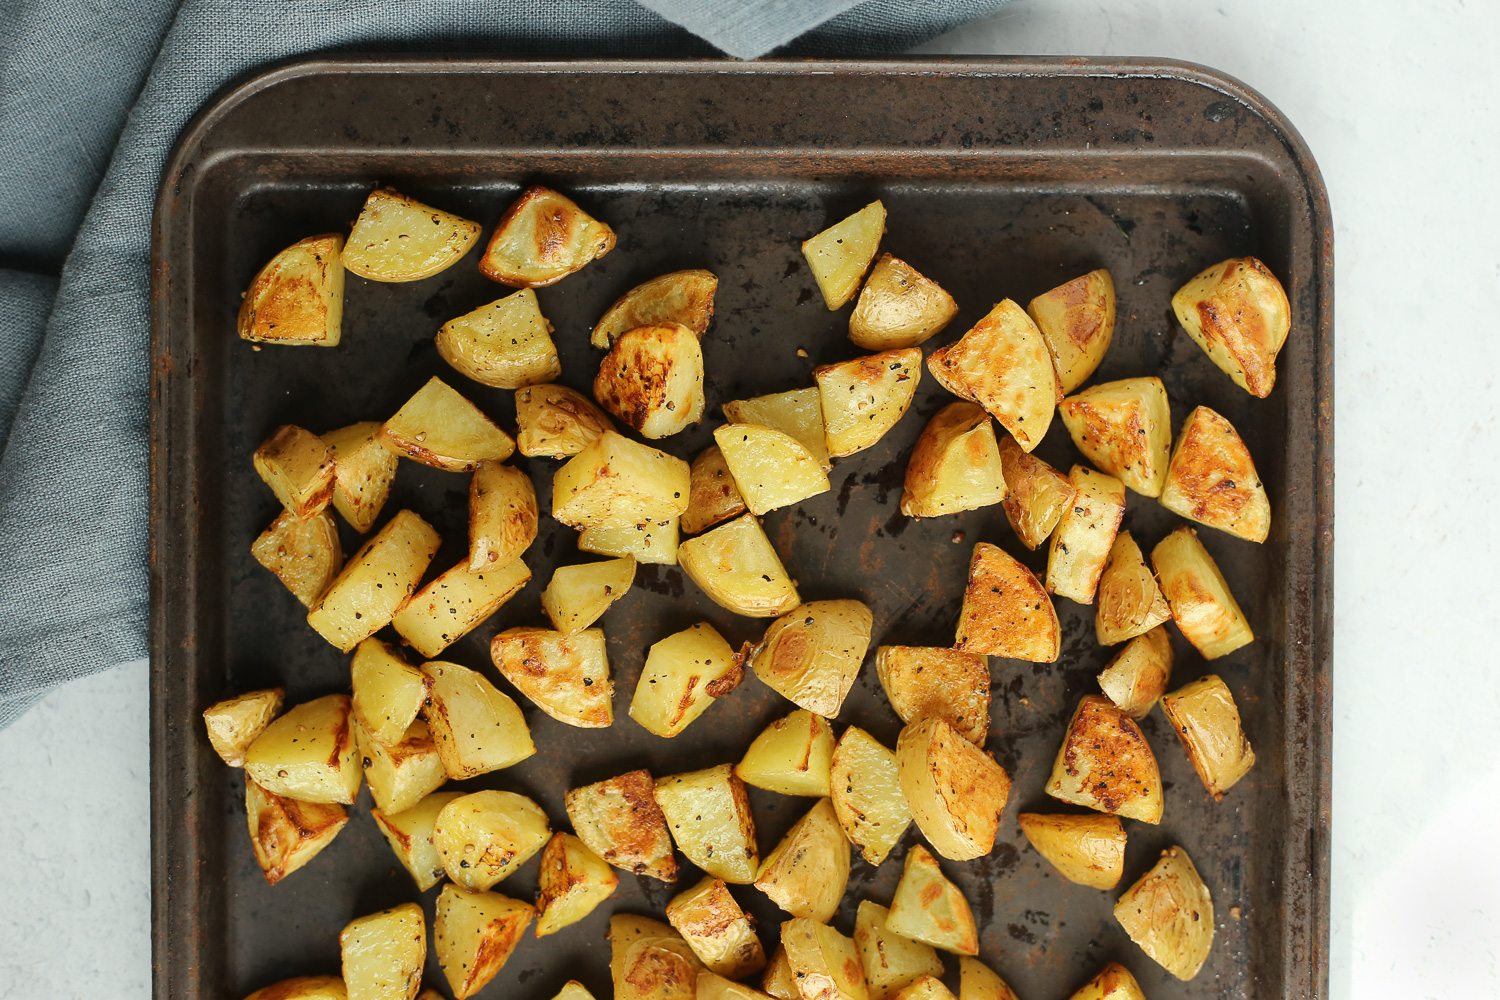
[150,57,1332,1000]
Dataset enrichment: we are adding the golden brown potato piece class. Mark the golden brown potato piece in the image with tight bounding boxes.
[715,424,830,515]
[594,269,719,347]
[997,437,1075,549]
[243,976,349,1000]
[678,513,799,617]
[900,402,1007,517]
[1172,256,1290,397]
[378,377,515,472]
[548,985,599,1000]
[244,694,360,804]
[468,462,536,571]
[737,709,835,797]
[252,509,343,608]
[373,791,462,892]
[321,422,399,533]
[566,769,678,882]
[514,384,614,459]
[803,201,885,310]
[1151,526,1254,659]
[610,914,705,1000]
[1160,405,1271,543]
[630,622,740,738]
[340,902,425,1000]
[667,877,767,978]
[552,430,690,530]
[1046,695,1163,823]
[1017,812,1126,890]
[433,789,550,891]
[957,957,1020,1000]
[747,599,872,719]
[891,978,953,1000]
[1027,269,1116,394]
[854,900,943,1000]
[204,688,284,767]
[781,917,870,1000]
[579,518,679,565]
[391,557,531,659]
[896,717,1010,860]
[437,288,561,390]
[356,718,446,816]
[829,726,911,866]
[255,425,336,519]
[699,972,775,1000]
[754,797,849,922]
[954,542,1060,662]
[1095,531,1172,646]
[1097,626,1173,719]
[541,557,635,634]
[245,778,348,886]
[655,765,759,883]
[481,185,615,287]
[1114,846,1214,980]
[723,388,832,472]
[1059,377,1172,497]
[343,188,480,282]
[1046,466,1126,605]
[875,647,989,745]
[815,348,922,458]
[762,947,797,1000]
[535,831,619,936]
[594,324,706,439]
[683,445,747,534]
[238,234,345,346]
[490,626,612,728]
[307,509,440,651]
[849,254,959,351]
[420,661,535,778]
[1161,674,1256,798]
[927,300,1061,452]
[433,885,533,999]
[886,845,978,955]
[1066,963,1146,1000]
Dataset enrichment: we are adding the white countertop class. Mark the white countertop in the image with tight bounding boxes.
[4,1,1497,996]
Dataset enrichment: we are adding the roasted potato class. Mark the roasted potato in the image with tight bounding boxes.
[829,726,911,866]
[666,877,767,978]
[254,424,336,518]
[435,288,562,389]
[579,518,680,565]
[957,957,1020,1000]
[1160,674,1256,799]
[781,917,870,1000]
[1151,526,1254,659]
[655,765,759,884]
[243,977,348,1000]
[535,831,620,936]
[754,798,849,922]
[630,622,741,738]
[802,200,886,309]
[251,509,343,607]
[203,687,284,767]
[244,694,361,804]
[954,542,1060,662]
[853,901,943,1000]
[891,977,954,1000]
[762,947,797,1000]
[391,557,531,659]
[714,424,830,515]
[433,789,551,891]
[321,422,399,533]
[1016,812,1126,890]
[552,430,690,530]
[490,626,613,729]
[848,254,959,351]
[900,402,1007,517]
[307,509,440,651]
[610,914,705,1000]
[594,269,719,347]
[736,709,835,797]
[378,377,515,472]
[1094,531,1172,646]
[1046,695,1163,824]
[814,348,922,458]
[746,600,872,718]
[1171,256,1290,397]
[245,778,348,885]
[997,436,1076,549]
[1113,846,1214,980]
[1160,405,1271,542]
[1046,466,1126,604]
[874,647,989,745]
[550,984,600,1000]
[373,791,463,892]
[1059,377,1171,497]
[238,234,345,346]
[896,717,1010,860]
[343,188,480,282]
[470,462,542,572]
[420,660,536,778]
[340,902,425,1000]
[1026,269,1115,394]
[480,185,615,287]
[356,718,447,815]
[723,387,832,471]
[515,384,615,459]
[433,884,533,999]
[699,972,775,1000]
[594,324,706,439]
[565,769,678,882]
[1097,626,1173,719]
[541,557,635,634]
[886,844,978,956]
[1065,963,1146,1000]
[678,513,800,617]
[683,445,748,534]
[926,299,1061,452]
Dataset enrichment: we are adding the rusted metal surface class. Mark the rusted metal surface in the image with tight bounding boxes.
[150,58,1332,1000]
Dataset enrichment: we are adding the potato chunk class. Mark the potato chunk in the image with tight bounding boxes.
[747,600,872,718]
[1161,405,1271,542]
[678,513,799,617]
[1046,466,1126,604]
[723,387,832,472]
[926,300,1060,452]
[957,958,1020,1000]
[244,694,360,804]
[762,947,797,1000]
[594,324,706,439]
[515,384,615,459]
[433,885,533,999]
[321,422,399,533]
[343,188,480,282]
[655,765,758,883]
[565,769,678,882]
[874,647,989,745]
[536,832,619,936]
[490,626,613,728]
[255,424,336,518]
[802,201,885,309]
[436,288,562,390]
[245,778,348,885]
[378,377,515,472]
[610,914,704,1000]
[1172,256,1290,397]
[954,542,1060,662]
[900,403,1006,517]
[667,877,767,978]
[1097,626,1173,719]
[781,917,870,1000]
[549,984,599,1000]
[1059,377,1172,497]
[252,509,342,608]
[480,185,615,287]
[594,269,719,347]
[1114,846,1214,980]
[849,254,959,350]
[1161,674,1256,798]
[579,517,680,565]
[1017,812,1125,890]
[307,510,440,651]
[886,845,977,955]
[699,972,775,1000]
[1066,963,1146,1000]
[433,789,550,891]
[373,791,462,892]
[892,978,953,1000]
[244,976,349,1000]
[754,798,849,922]
[631,622,741,738]
[552,430,690,529]
[997,437,1075,549]
[541,557,635,633]
[420,661,536,778]
[204,687,284,767]
[238,233,345,346]
[340,902,425,1000]
[1046,695,1163,823]
[390,557,531,659]
[736,710,835,797]
[829,727,911,866]
[714,424,830,515]
[356,718,446,816]
[683,445,747,534]
[854,901,943,1000]
[815,348,922,458]
[1151,526,1254,659]
[896,718,1009,860]
[1094,531,1172,646]
[1026,269,1116,394]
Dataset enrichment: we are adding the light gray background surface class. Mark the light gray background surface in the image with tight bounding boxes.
[3,0,1496,996]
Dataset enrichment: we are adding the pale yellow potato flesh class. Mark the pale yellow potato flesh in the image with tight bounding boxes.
[1065,963,1147,1000]
[1046,694,1163,824]
[594,324,706,439]
[578,517,679,565]
[343,188,480,282]
[802,200,886,309]
[682,444,748,535]
[896,717,1010,860]
[252,508,343,607]
[245,778,348,886]
[378,377,515,472]
[389,556,530,659]
[433,789,551,891]
[243,976,349,1000]
[1026,268,1116,394]
[435,288,562,389]
[355,718,447,816]
[419,661,535,779]
[609,914,704,1000]
[900,402,1007,517]
[203,687,284,767]
[829,726,911,866]
[655,765,759,884]
[815,348,922,457]
[565,769,678,882]
[541,557,635,633]
[515,383,615,459]
[480,185,616,288]
[1059,376,1172,497]
[698,971,775,1000]
[491,625,613,729]
[254,424,336,519]
[762,947,797,1000]
[781,917,870,1000]
[372,791,463,892]
[754,798,849,923]
[1160,405,1271,543]
[1151,526,1255,659]
[339,902,425,1000]
[714,423,830,515]
[736,709,835,797]
[848,254,959,350]
[891,977,954,1000]
[1097,626,1174,719]
[552,430,690,530]
[886,844,978,956]
[548,984,600,1000]
[954,542,1060,662]
[535,832,619,936]
[1113,846,1215,980]
[667,877,767,978]
[874,647,989,745]
[958,957,1022,1000]
[433,885,533,999]
[593,268,719,347]
[997,436,1076,549]
[1171,256,1290,397]
[747,599,872,718]
[1046,466,1126,605]
[306,509,440,651]
[677,514,799,617]
[1160,674,1256,799]
[321,422,399,533]
[722,387,832,471]
[243,693,361,805]
[468,461,538,571]
[1094,530,1173,647]
[1017,812,1126,890]
[630,622,740,738]
[854,900,943,1000]
[238,233,345,346]
[926,299,1061,452]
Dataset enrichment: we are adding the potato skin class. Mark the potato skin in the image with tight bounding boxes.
[1016,812,1126,889]
[1160,405,1271,543]
[677,514,799,618]
[515,384,615,459]
[682,445,747,535]
[480,185,615,288]
[954,542,1060,662]
[1171,256,1290,397]
[436,288,562,389]
[753,797,850,923]
[747,600,874,718]
[896,718,1010,860]
[1160,674,1256,799]
[1026,268,1115,394]
[1113,846,1215,980]
[594,269,718,347]
[666,877,767,979]
[491,626,613,729]
[886,844,978,956]
[243,976,349,1000]
[1097,626,1174,719]
[1046,695,1163,824]
[1094,530,1172,646]
[848,254,959,350]
[997,437,1076,549]
[1065,963,1147,1000]
[609,914,705,1000]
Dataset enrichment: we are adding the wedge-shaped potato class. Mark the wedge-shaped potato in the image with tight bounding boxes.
[321,422,399,533]
[594,269,719,347]
[492,626,613,728]
[803,200,885,309]
[954,542,1060,662]
[255,425,336,518]
[553,430,690,530]
[436,288,561,389]
[667,877,767,978]
[1095,531,1172,646]
[239,234,345,346]
[244,694,360,804]
[747,600,872,717]
[1059,377,1172,497]
[341,903,425,1000]
[854,901,943,1000]
[683,445,747,534]
[1017,812,1126,890]
[900,402,1007,517]
[357,718,447,816]
[754,798,849,922]
[434,790,551,891]
[343,188,480,282]
[997,437,1075,549]
[515,384,615,459]
[886,845,978,956]
[723,387,832,472]
[391,557,531,659]
[1151,526,1254,659]
[535,831,620,936]
[1027,269,1116,394]
[204,687,284,767]
[611,915,704,1000]
[896,718,1009,860]
[957,958,1020,1000]
[378,377,515,472]
[678,514,799,617]
[736,710,834,797]
[244,977,348,1000]
[715,424,830,515]
[542,557,635,633]
[373,791,463,892]
[481,185,615,287]
[927,300,1061,452]
[829,727,911,866]
[762,947,797,1000]
[594,324,706,438]
[565,769,678,881]
[815,348,922,458]
[875,647,989,745]
[1114,846,1214,980]
[1172,256,1290,397]
[1161,674,1256,799]
[1160,405,1271,542]
[1046,467,1126,604]
[655,765,759,883]
[434,885,533,999]
[1098,626,1173,719]
[420,661,535,778]
[1046,695,1162,823]
[350,639,427,746]
[307,510,440,651]
[468,461,537,570]
[892,977,953,1000]
[252,509,342,607]
[579,517,679,565]
[245,778,348,885]
[551,984,601,1000]
[849,254,959,351]
[1066,964,1146,1000]
[782,917,870,1000]
[699,972,775,1000]
[631,622,740,738]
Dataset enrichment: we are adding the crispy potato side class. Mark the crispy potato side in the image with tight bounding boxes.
[1046,466,1126,605]
[683,445,748,534]
[829,726,912,866]
[307,509,440,651]
[579,518,680,565]
[552,430,691,530]
[814,348,923,458]
[954,542,1060,662]
[754,798,850,923]
[254,424,336,519]
[886,844,978,956]
[762,947,797,1000]
[373,791,463,892]
[1097,626,1174,719]
[1065,963,1147,1000]
[594,324,707,439]
[678,513,800,617]
[1046,695,1163,824]
[655,765,759,884]
[244,977,348,1000]
[1160,405,1271,543]
[356,718,447,816]
[896,718,1010,860]
[667,877,767,978]
[420,661,536,778]
[433,885,534,999]
[343,187,480,282]
[892,977,954,1000]
[466,465,551,573]
[391,557,531,659]
[714,423,830,515]
[926,299,1061,452]
[1026,269,1116,394]
[900,402,1007,518]
[238,234,345,347]
[1171,256,1290,397]
[736,709,835,797]
[699,972,775,1000]
[433,790,551,892]
[480,185,616,288]
[593,269,719,347]
[747,600,873,718]
[1016,812,1126,890]
[1114,846,1215,980]
[378,377,515,472]
[541,557,635,634]
[245,778,348,886]
[436,288,562,390]
[781,917,871,1000]
[997,436,1076,549]
[535,831,620,936]
[203,687,284,767]
[957,957,1021,1000]
[252,509,343,608]
[515,384,616,459]
[1160,674,1256,799]
[490,626,613,729]
[630,622,741,738]
[340,902,425,1000]
[1094,531,1172,646]
[244,694,361,804]
[1151,526,1255,659]
[875,647,989,745]
[723,387,833,472]
[802,200,886,310]
[610,914,705,1000]
[321,422,399,533]
[849,254,959,351]
[854,901,943,1000]
[565,769,678,882]
[1059,377,1172,497]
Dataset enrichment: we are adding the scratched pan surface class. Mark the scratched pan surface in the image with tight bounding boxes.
[150,59,1332,1000]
